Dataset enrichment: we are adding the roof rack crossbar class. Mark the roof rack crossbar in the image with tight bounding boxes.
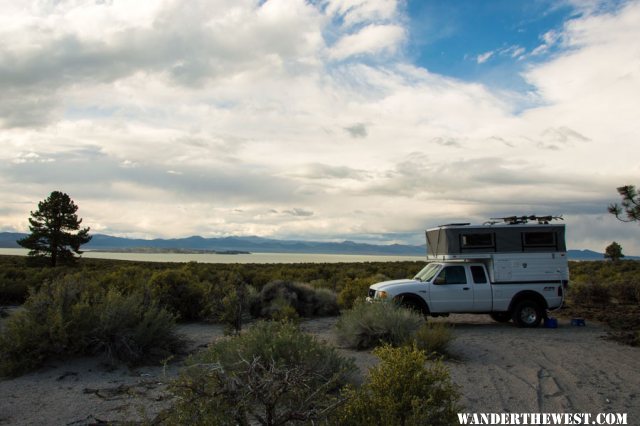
[487,215,564,225]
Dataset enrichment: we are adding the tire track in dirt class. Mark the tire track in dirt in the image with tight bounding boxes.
[440,314,640,417]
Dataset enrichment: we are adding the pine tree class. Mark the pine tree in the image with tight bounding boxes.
[17,191,91,267]
[604,241,624,262]
[608,185,640,222]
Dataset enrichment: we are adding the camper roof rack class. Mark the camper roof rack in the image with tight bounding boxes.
[437,222,471,227]
[485,215,563,225]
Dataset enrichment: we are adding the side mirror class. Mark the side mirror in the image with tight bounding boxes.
[434,276,446,285]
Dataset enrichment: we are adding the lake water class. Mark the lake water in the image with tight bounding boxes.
[0,248,425,264]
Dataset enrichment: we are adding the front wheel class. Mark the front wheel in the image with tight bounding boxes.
[396,296,428,315]
[490,312,511,323]
[512,300,543,328]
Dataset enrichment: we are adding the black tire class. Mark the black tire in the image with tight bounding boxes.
[490,312,511,323]
[512,300,543,328]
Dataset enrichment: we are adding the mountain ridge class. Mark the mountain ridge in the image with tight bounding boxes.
[0,231,634,259]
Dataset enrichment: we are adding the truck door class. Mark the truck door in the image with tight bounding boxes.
[428,265,474,312]
[470,265,492,311]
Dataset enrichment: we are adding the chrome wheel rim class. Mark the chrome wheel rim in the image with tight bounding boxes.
[520,306,537,324]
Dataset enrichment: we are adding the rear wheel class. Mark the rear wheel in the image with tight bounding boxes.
[490,312,511,323]
[512,300,543,328]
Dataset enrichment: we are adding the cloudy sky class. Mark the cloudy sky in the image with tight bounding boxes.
[1,0,640,253]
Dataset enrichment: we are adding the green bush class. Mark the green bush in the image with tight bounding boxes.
[568,260,640,307]
[334,344,461,425]
[204,273,258,334]
[568,281,611,306]
[0,266,30,304]
[96,265,153,294]
[0,256,425,307]
[413,322,454,358]
[0,277,181,377]
[147,269,205,321]
[335,301,425,350]
[166,321,355,425]
[609,280,640,304]
[90,290,181,363]
[337,274,388,309]
[0,262,71,304]
[250,280,339,319]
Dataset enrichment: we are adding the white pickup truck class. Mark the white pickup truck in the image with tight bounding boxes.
[368,217,569,327]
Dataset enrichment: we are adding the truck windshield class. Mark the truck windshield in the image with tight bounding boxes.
[414,263,440,282]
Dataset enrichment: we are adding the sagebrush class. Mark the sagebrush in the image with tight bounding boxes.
[0,277,181,376]
[250,280,340,320]
[165,321,355,425]
[335,300,425,350]
[333,344,461,425]
[413,322,455,358]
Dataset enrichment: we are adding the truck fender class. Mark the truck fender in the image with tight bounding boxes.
[508,290,549,313]
[393,293,430,315]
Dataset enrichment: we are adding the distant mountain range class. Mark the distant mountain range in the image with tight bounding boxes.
[0,232,425,256]
[0,232,634,260]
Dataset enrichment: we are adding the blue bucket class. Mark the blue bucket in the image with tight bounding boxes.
[571,318,586,326]
[544,317,558,328]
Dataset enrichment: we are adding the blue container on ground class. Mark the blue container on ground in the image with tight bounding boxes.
[544,317,558,328]
[571,318,586,326]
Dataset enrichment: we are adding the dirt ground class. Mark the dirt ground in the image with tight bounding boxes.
[435,315,639,416]
[1,313,638,425]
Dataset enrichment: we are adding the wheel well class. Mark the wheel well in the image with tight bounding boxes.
[508,291,548,312]
[393,293,430,315]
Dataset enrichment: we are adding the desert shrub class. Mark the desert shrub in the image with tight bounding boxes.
[96,265,154,295]
[0,266,30,304]
[413,322,454,358]
[90,290,181,363]
[165,321,355,425]
[314,287,340,315]
[147,269,205,321]
[250,280,339,319]
[267,296,301,323]
[335,301,425,350]
[333,344,460,425]
[204,273,258,334]
[337,274,388,309]
[609,279,640,304]
[0,262,71,304]
[568,281,611,306]
[0,277,181,377]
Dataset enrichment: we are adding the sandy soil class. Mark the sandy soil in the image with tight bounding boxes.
[436,315,639,416]
[1,313,638,425]
[0,319,228,425]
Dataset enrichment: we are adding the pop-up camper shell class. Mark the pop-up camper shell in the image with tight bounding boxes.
[426,224,566,256]
[425,223,568,284]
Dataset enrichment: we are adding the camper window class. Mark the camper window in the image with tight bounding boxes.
[461,233,495,248]
[522,231,556,247]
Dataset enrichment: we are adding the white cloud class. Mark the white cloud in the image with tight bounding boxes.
[531,29,561,56]
[0,0,639,254]
[503,45,525,59]
[476,50,494,64]
[329,24,405,60]
[324,0,399,27]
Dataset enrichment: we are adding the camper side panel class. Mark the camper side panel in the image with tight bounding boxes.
[491,253,568,283]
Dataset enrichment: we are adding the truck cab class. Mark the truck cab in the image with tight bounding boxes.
[370,262,493,312]
[368,216,569,327]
